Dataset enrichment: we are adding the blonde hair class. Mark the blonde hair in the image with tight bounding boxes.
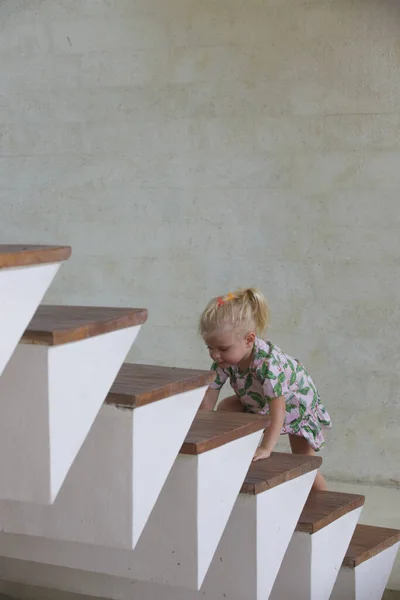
[199,287,269,338]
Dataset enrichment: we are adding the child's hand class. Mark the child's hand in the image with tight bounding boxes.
[252,447,271,462]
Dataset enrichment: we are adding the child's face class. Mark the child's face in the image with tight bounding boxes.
[204,329,254,368]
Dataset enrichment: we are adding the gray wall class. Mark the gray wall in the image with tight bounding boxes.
[1,0,399,486]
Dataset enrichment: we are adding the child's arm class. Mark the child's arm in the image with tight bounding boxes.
[253,396,286,461]
[199,387,220,411]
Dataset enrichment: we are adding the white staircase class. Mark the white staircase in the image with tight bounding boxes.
[0,244,70,377]
[332,525,400,600]
[0,364,214,549]
[271,491,364,600]
[0,243,398,600]
[0,305,147,504]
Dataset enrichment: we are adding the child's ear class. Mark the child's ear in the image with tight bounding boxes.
[245,332,256,347]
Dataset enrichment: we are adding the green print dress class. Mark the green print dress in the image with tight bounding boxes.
[210,337,332,450]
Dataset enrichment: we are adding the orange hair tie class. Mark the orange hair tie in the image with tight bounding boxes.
[217,293,234,307]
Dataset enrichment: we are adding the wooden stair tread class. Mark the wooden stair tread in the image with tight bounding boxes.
[181,411,269,455]
[22,305,148,345]
[106,363,215,408]
[296,491,365,533]
[240,452,322,495]
[0,244,71,268]
[343,524,400,568]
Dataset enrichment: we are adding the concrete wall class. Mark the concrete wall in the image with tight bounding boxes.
[1,0,399,486]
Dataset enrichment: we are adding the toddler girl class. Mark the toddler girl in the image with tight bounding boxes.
[199,287,331,491]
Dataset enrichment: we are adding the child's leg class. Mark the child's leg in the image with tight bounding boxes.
[288,434,327,491]
[217,394,243,412]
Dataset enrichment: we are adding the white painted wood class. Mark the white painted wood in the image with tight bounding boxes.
[0,263,60,376]
[271,507,362,600]
[0,431,261,590]
[0,326,139,504]
[0,386,205,548]
[0,471,317,600]
[332,542,400,600]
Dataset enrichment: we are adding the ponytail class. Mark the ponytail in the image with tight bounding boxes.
[243,288,269,336]
[199,287,269,337]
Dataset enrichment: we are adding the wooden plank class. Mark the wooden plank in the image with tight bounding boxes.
[106,363,215,408]
[181,411,269,455]
[240,452,322,495]
[22,305,148,345]
[343,524,400,568]
[0,244,71,269]
[296,491,365,533]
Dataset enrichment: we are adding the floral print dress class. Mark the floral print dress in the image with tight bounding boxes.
[210,337,332,451]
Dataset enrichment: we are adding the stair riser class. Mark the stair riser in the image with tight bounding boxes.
[331,543,400,600]
[271,507,362,600]
[0,326,140,504]
[0,263,60,377]
[0,431,261,591]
